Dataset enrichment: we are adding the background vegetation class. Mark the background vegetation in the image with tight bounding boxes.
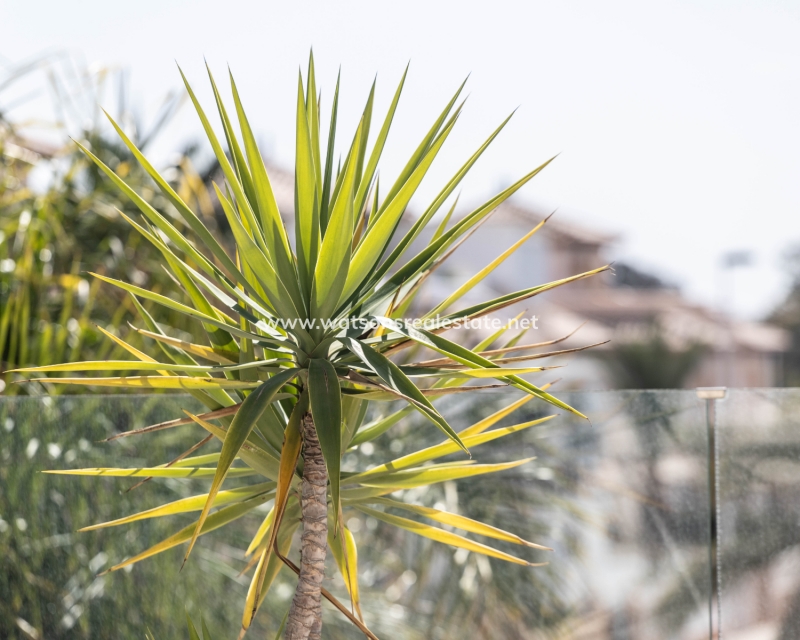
[0,56,222,395]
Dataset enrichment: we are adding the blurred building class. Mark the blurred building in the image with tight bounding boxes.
[408,199,790,389]
[255,161,789,389]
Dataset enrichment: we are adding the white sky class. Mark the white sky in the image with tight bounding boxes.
[2,0,799,320]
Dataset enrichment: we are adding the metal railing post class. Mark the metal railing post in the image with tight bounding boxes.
[697,387,727,640]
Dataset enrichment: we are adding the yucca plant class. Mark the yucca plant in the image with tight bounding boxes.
[9,54,608,639]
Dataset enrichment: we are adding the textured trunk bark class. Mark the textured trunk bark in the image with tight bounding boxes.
[285,412,328,640]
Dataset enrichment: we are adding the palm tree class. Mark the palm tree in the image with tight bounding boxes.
[9,53,607,638]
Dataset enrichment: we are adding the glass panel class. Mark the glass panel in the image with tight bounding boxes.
[347,390,712,640]
[1,391,711,639]
[716,389,800,640]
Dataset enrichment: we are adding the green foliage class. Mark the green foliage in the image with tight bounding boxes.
[0,60,219,395]
[769,245,800,385]
[0,395,251,639]
[602,325,706,389]
[8,53,608,635]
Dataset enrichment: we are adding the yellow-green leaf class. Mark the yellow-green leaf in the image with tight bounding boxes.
[103,494,271,574]
[259,391,305,566]
[346,459,533,489]
[17,376,262,390]
[459,395,533,437]
[79,483,275,531]
[186,411,281,481]
[355,506,542,567]
[342,337,466,453]
[183,369,299,567]
[246,507,276,557]
[308,359,342,531]
[311,121,362,320]
[427,218,549,317]
[352,416,554,479]
[342,114,459,303]
[375,317,587,420]
[242,501,300,631]
[44,467,255,479]
[294,72,319,300]
[328,524,361,618]
[366,497,550,550]
[401,366,556,379]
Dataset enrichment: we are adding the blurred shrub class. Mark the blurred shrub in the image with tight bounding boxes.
[0,57,222,394]
[602,324,706,389]
[769,245,800,386]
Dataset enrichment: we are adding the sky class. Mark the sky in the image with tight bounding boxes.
[2,0,799,320]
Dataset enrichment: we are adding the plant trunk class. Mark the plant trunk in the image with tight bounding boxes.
[285,412,328,640]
